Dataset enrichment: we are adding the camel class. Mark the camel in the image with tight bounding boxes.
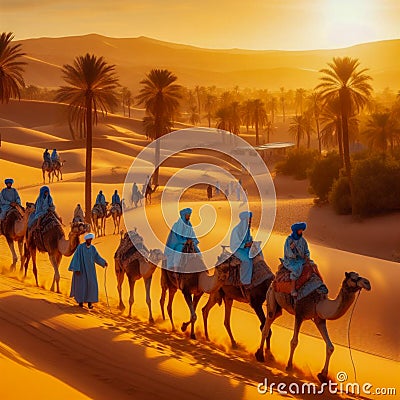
[159,251,240,339]
[42,161,54,184]
[114,231,165,322]
[91,203,110,237]
[255,271,371,383]
[145,184,158,204]
[52,160,65,182]
[110,204,122,235]
[202,253,274,348]
[0,203,35,270]
[24,212,89,292]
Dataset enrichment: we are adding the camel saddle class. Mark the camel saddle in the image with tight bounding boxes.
[114,231,149,262]
[273,262,328,300]
[1,208,23,235]
[224,256,275,290]
[29,212,63,252]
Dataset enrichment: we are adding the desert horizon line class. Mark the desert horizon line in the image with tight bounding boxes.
[14,32,400,53]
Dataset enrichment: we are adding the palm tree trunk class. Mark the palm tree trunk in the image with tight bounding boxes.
[336,120,344,168]
[297,126,300,148]
[207,112,211,128]
[340,89,355,214]
[85,96,93,224]
[315,116,321,153]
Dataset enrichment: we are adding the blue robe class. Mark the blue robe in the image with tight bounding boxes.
[43,151,51,163]
[96,193,106,205]
[28,187,55,227]
[282,236,310,280]
[0,187,21,219]
[112,193,121,204]
[68,243,107,303]
[164,209,200,270]
[51,150,59,162]
[230,212,256,285]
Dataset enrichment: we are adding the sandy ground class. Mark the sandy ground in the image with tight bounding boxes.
[0,100,399,399]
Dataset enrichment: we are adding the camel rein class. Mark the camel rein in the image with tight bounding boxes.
[347,290,361,382]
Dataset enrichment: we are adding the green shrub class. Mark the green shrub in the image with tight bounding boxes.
[275,148,319,180]
[308,152,341,201]
[352,155,400,216]
[329,176,352,215]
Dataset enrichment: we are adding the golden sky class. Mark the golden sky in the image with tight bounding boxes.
[2,0,400,50]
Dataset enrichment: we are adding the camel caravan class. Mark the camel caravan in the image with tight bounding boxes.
[0,180,371,382]
[42,148,65,184]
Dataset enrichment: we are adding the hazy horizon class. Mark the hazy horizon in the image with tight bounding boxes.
[3,0,400,51]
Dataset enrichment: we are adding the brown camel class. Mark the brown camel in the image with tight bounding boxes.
[42,161,55,184]
[0,203,35,270]
[115,231,164,322]
[24,212,89,292]
[145,184,158,204]
[91,203,110,237]
[202,253,274,348]
[52,160,65,182]
[110,204,122,235]
[255,271,371,383]
[159,252,239,339]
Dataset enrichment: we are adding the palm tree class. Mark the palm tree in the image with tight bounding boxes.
[125,89,132,118]
[204,93,217,128]
[252,99,267,146]
[280,87,286,122]
[189,105,200,125]
[307,91,322,152]
[289,115,307,148]
[0,32,26,103]
[241,100,254,133]
[136,69,182,185]
[295,88,307,115]
[317,57,372,213]
[363,112,399,154]
[56,54,119,223]
[215,102,241,135]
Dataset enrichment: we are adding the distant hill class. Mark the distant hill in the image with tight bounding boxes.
[16,34,400,91]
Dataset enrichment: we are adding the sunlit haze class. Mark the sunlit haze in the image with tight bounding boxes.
[2,0,400,50]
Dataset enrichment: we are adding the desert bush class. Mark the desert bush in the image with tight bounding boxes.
[275,148,319,180]
[352,155,400,216]
[308,152,341,201]
[329,176,352,214]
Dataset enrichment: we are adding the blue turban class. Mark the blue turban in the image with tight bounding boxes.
[179,208,192,225]
[239,211,252,220]
[291,222,307,240]
[5,178,14,185]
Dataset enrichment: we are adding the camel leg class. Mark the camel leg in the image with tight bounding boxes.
[223,297,238,348]
[250,294,272,349]
[6,237,18,270]
[160,286,167,320]
[23,244,31,278]
[31,249,39,287]
[188,293,202,340]
[286,315,303,371]
[17,239,24,272]
[144,276,154,323]
[128,277,136,318]
[42,170,45,184]
[201,291,219,341]
[49,253,62,293]
[116,268,126,311]
[314,317,334,383]
[167,287,177,331]
[255,309,280,362]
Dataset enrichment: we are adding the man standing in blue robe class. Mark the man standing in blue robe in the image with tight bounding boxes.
[164,208,202,272]
[230,211,263,285]
[0,179,21,233]
[68,232,108,309]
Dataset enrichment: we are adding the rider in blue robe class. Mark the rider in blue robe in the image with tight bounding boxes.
[28,186,55,228]
[0,179,21,221]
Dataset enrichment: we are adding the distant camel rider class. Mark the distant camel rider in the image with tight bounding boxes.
[95,190,107,214]
[43,149,51,164]
[28,186,59,228]
[164,208,201,272]
[112,190,121,206]
[282,222,311,298]
[0,178,21,234]
[73,203,85,223]
[132,182,140,208]
[51,149,60,164]
[230,211,263,285]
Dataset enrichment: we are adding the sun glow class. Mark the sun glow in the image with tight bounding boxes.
[323,0,377,48]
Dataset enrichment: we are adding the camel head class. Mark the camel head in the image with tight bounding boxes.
[25,202,35,214]
[343,271,371,292]
[70,220,90,236]
[148,249,165,265]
